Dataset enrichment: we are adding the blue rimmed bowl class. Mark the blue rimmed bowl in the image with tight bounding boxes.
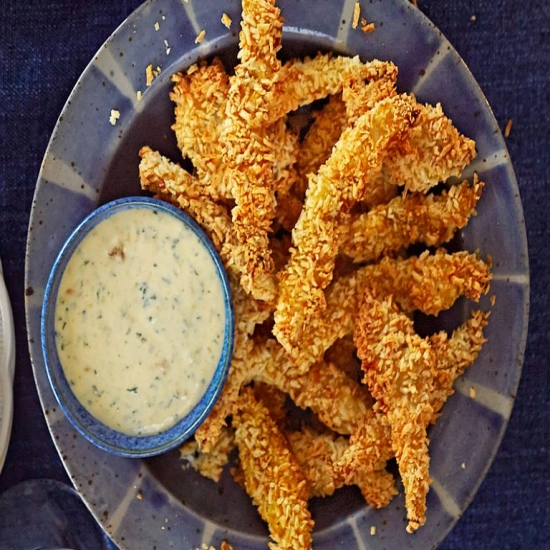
[40,197,234,458]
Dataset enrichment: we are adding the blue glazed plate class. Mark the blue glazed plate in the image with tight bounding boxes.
[25,0,529,548]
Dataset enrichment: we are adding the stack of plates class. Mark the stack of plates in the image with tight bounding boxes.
[0,256,15,474]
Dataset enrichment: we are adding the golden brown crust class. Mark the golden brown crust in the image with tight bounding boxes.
[180,426,235,482]
[250,338,371,435]
[428,309,490,420]
[339,177,484,263]
[283,250,491,369]
[380,102,477,193]
[170,59,230,200]
[287,425,396,506]
[233,387,314,550]
[273,94,419,359]
[354,292,435,532]
[352,293,490,532]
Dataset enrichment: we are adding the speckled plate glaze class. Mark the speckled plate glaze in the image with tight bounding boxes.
[25,0,529,548]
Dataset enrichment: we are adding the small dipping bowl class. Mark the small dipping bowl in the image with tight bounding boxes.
[41,197,234,457]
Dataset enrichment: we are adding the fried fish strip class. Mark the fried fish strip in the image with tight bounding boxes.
[380,102,477,193]
[332,409,397,508]
[220,0,284,302]
[287,249,491,369]
[429,309,490,421]
[170,58,230,200]
[362,249,492,316]
[233,387,314,550]
[339,177,484,263]
[248,338,371,434]
[251,55,398,128]
[294,66,398,202]
[287,426,397,507]
[295,94,347,195]
[354,291,436,533]
[228,0,283,123]
[274,94,418,358]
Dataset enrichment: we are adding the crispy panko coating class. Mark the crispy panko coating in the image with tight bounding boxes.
[287,249,491,369]
[250,338,371,435]
[287,425,397,507]
[180,426,235,482]
[428,309,490,421]
[229,0,283,121]
[286,427,349,498]
[362,249,492,316]
[255,55,398,128]
[354,291,435,532]
[295,94,347,195]
[233,387,314,550]
[170,58,230,200]
[380,102,477,193]
[332,410,397,508]
[141,0,492,537]
[274,94,419,358]
[342,65,398,123]
[339,176,484,263]
[220,0,284,303]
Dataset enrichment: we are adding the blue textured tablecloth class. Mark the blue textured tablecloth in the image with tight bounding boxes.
[0,1,548,548]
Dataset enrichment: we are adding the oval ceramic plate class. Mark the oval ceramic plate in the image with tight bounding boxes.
[25,0,529,549]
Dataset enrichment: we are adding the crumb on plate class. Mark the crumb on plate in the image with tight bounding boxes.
[221,13,232,28]
[195,29,206,43]
[109,109,120,125]
[352,2,361,29]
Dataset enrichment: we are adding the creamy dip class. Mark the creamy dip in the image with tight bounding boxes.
[54,207,227,436]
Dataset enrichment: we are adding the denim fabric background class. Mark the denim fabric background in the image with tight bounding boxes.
[0,1,548,548]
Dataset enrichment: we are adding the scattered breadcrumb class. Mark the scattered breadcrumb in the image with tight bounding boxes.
[469,386,477,399]
[361,19,376,33]
[411,0,418,7]
[471,14,477,22]
[352,2,361,29]
[136,90,142,101]
[109,109,120,125]
[145,64,154,86]
[195,29,206,44]
[370,525,377,535]
[461,462,467,469]
[164,39,171,55]
[221,13,232,28]
[504,118,513,137]
[154,21,160,31]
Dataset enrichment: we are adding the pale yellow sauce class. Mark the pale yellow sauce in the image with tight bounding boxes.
[54,207,226,436]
